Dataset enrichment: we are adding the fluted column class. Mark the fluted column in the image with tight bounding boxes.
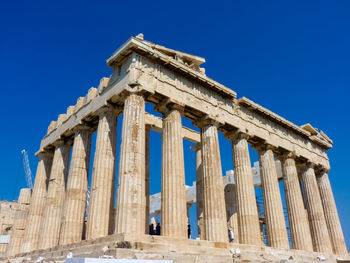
[0,244,7,257]
[7,188,31,257]
[144,126,150,233]
[224,184,239,243]
[159,103,187,238]
[21,152,53,252]
[316,169,347,255]
[86,106,117,240]
[198,120,227,242]
[191,143,205,240]
[59,125,92,245]
[38,141,70,249]
[258,144,289,249]
[229,132,260,246]
[115,93,146,235]
[302,163,332,254]
[281,154,313,251]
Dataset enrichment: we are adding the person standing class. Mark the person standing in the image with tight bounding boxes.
[228,229,234,243]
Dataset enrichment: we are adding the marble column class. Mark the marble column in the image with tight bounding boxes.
[38,141,70,249]
[21,152,53,252]
[187,203,192,223]
[224,184,239,243]
[317,169,347,255]
[191,143,205,240]
[59,125,92,245]
[199,120,227,242]
[86,106,117,240]
[145,127,150,234]
[115,93,146,235]
[258,144,289,249]
[160,104,187,238]
[0,244,7,257]
[281,154,313,251]
[302,163,332,254]
[230,133,261,246]
[7,188,31,257]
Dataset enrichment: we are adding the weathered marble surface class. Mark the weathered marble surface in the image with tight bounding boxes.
[7,189,31,257]
[160,105,187,238]
[60,126,92,245]
[14,35,345,261]
[86,107,117,240]
[115,94,146,235]
[281,155,312,251]
[21,152,53,253]
[258,145,289,249]
[38,142,70,250]
[302,164,332,254]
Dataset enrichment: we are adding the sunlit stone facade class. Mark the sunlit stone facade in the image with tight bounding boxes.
[4,34,347,263]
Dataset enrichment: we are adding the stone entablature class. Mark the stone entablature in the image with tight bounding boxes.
[39,36,330,169]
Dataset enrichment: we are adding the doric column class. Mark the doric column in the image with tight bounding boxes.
[59,125,92,245]
[158,103,187,238]
[187,203,192,223]
[0,244,7,257]
[86,106,117,240]
[115,93,146,235]
[258,144,289,249]
[197,119,227,242]
[191,143,204,240]
[224,184,239,243]
[7,188,31,257]
[316,169,347,255]
[38,141,71,249]
[228,132,260,246]
[280,154,313,251]
[21,152,53,253]
[302,163,332,254]
[144,126,150,233]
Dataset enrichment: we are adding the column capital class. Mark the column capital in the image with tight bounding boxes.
[193,115,220,129]
[123,83,152,96]
[154,98,185,116]
[252,142,275,153]
[276,151,296,162]
[52,138,72,148]
[119,89,152,104]
[36,150,54,160]
[190,143,201,152]
[72,124,94,134]
[305,161,316,169]
[315,166,330,176]
[96,104,121,116]
[224,130,250,142]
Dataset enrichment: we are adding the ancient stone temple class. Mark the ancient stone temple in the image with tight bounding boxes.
[2,34,348,263]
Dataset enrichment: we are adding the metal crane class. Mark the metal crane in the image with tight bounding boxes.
[21,149,33,189]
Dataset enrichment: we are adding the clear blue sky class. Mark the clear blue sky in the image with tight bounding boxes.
[0,0,349,248]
